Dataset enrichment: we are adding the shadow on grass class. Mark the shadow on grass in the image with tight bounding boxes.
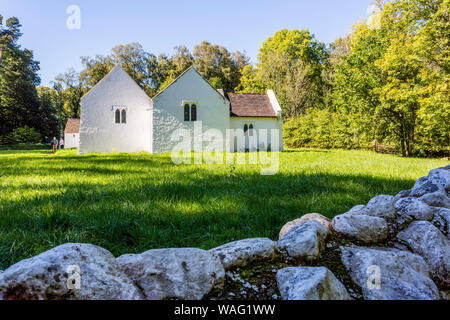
[0,154,176,178]
[0,144,51,152]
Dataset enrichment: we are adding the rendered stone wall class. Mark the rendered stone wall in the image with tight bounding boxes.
[79,66,153,155]
[229,117,284,152]
[64,133,79,149]
[152,68,230,154]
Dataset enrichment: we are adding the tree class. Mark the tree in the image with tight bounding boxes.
[0,16,41,139]
[36,87,63,139]
[158,46,194,91]
[321,35,352,108]
[235,65,266,93]
[53,69,84,119]
[376,0,447,156]
[79,54,114,89]
[412,0,450,156]
[110,43,159,95]
[6,125,41,144]
[240,29,328,117]
[0,15,6,67]
[331,0,448,157]
[79,43,159,96]
[332,22,388,152]
[193,41,249,92]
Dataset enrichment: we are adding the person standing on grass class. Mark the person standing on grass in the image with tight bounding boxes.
[51,137,58,153]
[59,138,65,150]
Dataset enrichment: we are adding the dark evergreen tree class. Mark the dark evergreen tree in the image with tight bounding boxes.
[0,15,41,140]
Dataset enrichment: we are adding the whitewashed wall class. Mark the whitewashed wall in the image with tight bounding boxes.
[152,68,230,154]
[64,133,79,149]
[229,117,284,152]
[79,66,153,155]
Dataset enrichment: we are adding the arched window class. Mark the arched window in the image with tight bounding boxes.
[115,109,121,124]
[184,104,190,121]
[191,104,197,122]
[244,124,248,135]
[249,124,254,136]
[121,109,127,124]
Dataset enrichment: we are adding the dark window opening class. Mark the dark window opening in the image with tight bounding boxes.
[184,104,190,121]
[121,109,127,124]
[191,104,197,122]
[115,109,121,124]
[244,124,248,135]
[249,124,254,136]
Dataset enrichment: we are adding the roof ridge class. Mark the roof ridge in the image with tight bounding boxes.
[80,65,151,103]
[153,66,229,103]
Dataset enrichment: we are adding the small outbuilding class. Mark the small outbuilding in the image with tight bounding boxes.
[64,118,80,149]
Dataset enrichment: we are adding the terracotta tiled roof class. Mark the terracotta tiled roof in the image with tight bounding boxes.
[226,93,277,118]
[64,118,80,134]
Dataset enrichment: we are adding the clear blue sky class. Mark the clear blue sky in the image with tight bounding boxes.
[1,0,374,87]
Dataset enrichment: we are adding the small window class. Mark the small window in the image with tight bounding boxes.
[249,124,254,136]
[121,109,127,124]
[184,104,190,121]
[244,124,248,135]
[115,109,121,124]
[191,104,197,122]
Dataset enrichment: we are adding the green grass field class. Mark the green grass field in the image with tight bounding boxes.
[0,148,446,269]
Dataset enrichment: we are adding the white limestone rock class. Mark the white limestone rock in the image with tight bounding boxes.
[209,238,278,270]
[394,197,434,224]
[116,248,225,300]
[397,221,450,288]
[277,266,350,300]
[347,205,366,215]
[410,177,441,197]
[277,220,330,261]
[419,190,450,208]
[278,213,331,239]
[331,214,388,243]
[0,243,143,300]
[428,168,450,191]
[362,195,396,219]
[350,204,366,212]
[408,172,450,208]
[341,246,440,300]
[394,189,411,203]
[431,207,450,238]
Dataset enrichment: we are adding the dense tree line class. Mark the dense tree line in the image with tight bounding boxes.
[1,0,448,156]
[282,0,449,157]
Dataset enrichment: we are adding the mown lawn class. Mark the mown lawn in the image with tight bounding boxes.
[0,148,446,269]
